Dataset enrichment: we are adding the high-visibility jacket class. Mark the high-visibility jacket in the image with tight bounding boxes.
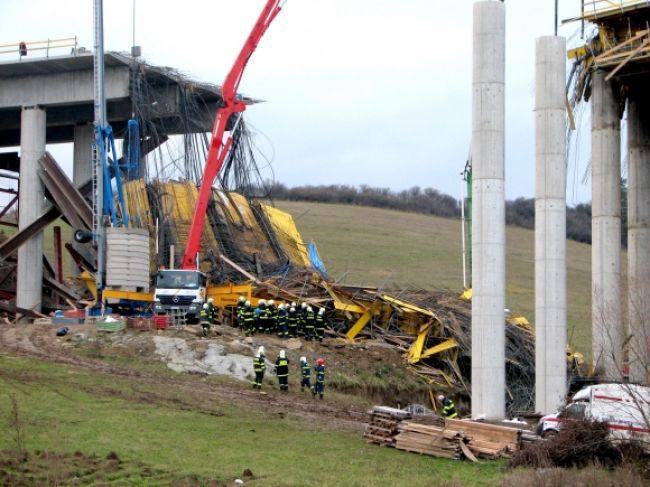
[268,305,278,322]
[278,308,288,325]
[253,356,266,373]
[315,364,325,383]
[241,307,255,324]
[236,302,246,318]
[301,362,310,378]
[275,357,289,377]
[442,398,458,418]
[199,308,210,324]
[257,306,270,323]
[315,314,324,328]
[288,311,298,327]
[305,310,315,329]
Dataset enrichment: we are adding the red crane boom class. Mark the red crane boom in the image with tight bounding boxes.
[181,0,283,269]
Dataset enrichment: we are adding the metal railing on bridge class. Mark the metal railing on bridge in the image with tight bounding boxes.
[0,36,79,60]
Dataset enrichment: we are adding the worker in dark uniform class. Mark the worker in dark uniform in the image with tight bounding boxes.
[199,303,211,337]
[277,303,289,338]
[255,299,267,333]
[267,300,278,334]
[241,301,256,337]
[300,356,311,392]
[297,302,307,336]
[275,349,290,392]
[315,308,326,342]
[235,295,246,328]
[252,346,266,389]
[304,306,316,341]
[437,394,458,419]
[206,298,217,325]
[312,358,326,399]
[287,306,299,338]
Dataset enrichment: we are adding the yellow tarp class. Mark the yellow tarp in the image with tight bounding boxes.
[262,204,310,267]
[113,180,312,274]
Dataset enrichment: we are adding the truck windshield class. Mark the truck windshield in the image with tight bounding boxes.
[156,271,203,290]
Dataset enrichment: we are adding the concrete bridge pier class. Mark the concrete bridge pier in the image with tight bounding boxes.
[534,35,567,414]
[591,69,623,378]
[16,106,46,316]
[627,83,650,384]
[471,0,506,419]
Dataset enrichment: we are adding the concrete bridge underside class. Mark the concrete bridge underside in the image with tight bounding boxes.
[0,51,224,315]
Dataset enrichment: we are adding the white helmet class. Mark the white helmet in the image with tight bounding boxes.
[301,302,307,308]
[307,306,312,312]
[207,298,214,304]
[291,302,296,307]
[268,299,275,306]
[245,300,251,307]
[257,346,265,356]
[203,303,209,310]
[279,350,286,359]
[290,307,295,312]
[437,394,445,402]
[278,303,285,310]
[239,295,246,302]
[318,308,325,315]
[258,299,266,306]
[300,356,306,363]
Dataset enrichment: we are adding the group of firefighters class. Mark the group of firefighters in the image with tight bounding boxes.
[253,346,326,399]
[198,296,329,340]
[235,297,328,341]
[196,296,459,414]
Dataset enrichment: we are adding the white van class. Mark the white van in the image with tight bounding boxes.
[537,383,650,447]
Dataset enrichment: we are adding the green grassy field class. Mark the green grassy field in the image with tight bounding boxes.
[0,354,504,486]
[275,201,594,361]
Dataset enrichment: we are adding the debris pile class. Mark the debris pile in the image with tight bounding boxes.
[509,420,644,470]
[252,273,536,415]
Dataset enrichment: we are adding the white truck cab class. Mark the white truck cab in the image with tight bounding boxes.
[537,383,650,446]
[153,269,207,323]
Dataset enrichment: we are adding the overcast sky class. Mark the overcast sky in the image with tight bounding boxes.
[1,0,595,204]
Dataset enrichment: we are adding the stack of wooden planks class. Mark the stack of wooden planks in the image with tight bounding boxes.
[444,419,522,459]
[363,406,412,446]
[364,406,536,461]
[394,422,466,460]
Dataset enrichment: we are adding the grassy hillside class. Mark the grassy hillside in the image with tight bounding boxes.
[0,344,504,486]
[275,200,594,361]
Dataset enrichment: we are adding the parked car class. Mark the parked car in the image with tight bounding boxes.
[537,383,650,447]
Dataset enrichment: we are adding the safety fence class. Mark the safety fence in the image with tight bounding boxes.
[0,37,79,60]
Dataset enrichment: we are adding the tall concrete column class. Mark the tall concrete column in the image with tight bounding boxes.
[471,0,506,419]
[17,106,46,315]
[73,123,94,186]
[591,69,623,378]
[71,123,94,276]
[534,36,567,413]
[627,84,650,384]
